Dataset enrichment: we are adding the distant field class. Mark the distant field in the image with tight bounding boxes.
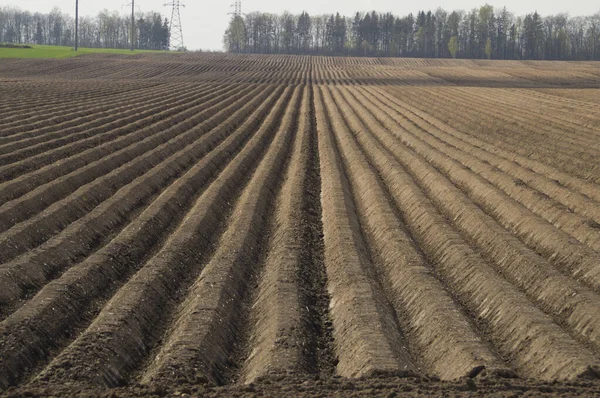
[1,53,600,397]
[0,44,165,58]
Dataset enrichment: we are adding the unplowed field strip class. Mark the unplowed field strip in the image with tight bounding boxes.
[1,53,600,397]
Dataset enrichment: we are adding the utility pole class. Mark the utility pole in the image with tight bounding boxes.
[131,0,135,51]
[75,0,79,51]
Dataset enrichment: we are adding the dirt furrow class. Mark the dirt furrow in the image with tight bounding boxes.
[2,54,600,395]
[442,87,600,150]
[137,86,300,387]
[463,87,600,139]
[0,84,273,312]
[0,83,241,207]
[0,84,261,263]
[396,87,599,165]
[314,86,418,379]
[0,83,162,131]
[23,86,293,390]
[242,86,335,383]
[0,83,209,161]
[0,82,150,122]
[384,87,600,182]
[0,83,207,157]
[0,86,285,391]
[357,89,600,252]
[0,83,247,230]
[356,87,600,291]
[240,86,312,381]
[0,82,177,144]
[367,87,600,219]
[324,86,600,380]
[335,86,600,361]
[0,83,237,185]
[320,86,508,380]
[388,85,597,158]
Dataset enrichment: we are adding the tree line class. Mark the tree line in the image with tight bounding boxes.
[224,5,600,60]
[0,6,169,50]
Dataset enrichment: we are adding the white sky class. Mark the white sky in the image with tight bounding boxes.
[4,0,600,50]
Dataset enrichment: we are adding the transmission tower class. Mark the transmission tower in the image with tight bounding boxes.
[165,0,185,51]
[231,0,242,18]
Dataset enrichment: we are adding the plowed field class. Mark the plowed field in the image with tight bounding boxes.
[1,53,600,397]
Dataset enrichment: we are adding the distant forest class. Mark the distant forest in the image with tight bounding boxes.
[224,5,600,60]
[0,7,169,50]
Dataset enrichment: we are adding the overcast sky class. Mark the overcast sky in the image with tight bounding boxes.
[5,0,600,50]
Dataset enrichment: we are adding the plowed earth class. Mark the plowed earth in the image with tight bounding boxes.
[1,53,600,397]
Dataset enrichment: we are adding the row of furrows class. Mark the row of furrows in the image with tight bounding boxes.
[0,82,219,164]
[0,83,271,311]
[497,67,600,87]
[359,87,600,256]
[0,59,135,81]
[309,65,449,87]
[348,83,600,329]
[315,85,504,379]
[0,81,187,147]
[375,86,600,202]
[0,81,168,133]
[95,60,251,80]
[113,56,312,82]
[418,86,600,158]
[17,55,314,84]
[315,83,600,381]
[136,85,303,387]
[2,58,600,390]
[3,54,600,87]
[0,79,126,104]
[490,88,600,125]
[0,82,341,392]
[524,87,600,108]
[0,75,384,394]
[534,88,600,106]
[0,87,140,127]
[62,63,144,80]
[445,86,600,151]
[243,84,337,383]
[0,82,240,203]
[419,67,537,88]
[0,83,252,255]
[388,87,600,182]
[0,54,448,86]
[369,86,600,226]
[210,65,311,85]
[0,81,148,114]
[0,82,287,389]
[315,85,422,378]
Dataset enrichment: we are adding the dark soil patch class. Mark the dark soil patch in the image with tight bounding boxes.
[0,44,32,49]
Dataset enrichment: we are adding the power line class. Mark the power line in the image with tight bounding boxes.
[165,0,185,51]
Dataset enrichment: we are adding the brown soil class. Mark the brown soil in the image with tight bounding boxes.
[1,53,600,396]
